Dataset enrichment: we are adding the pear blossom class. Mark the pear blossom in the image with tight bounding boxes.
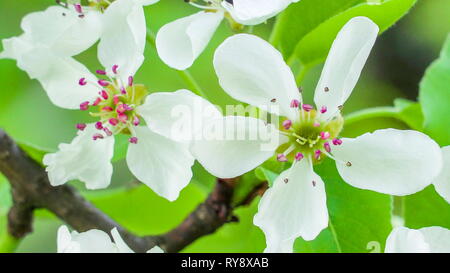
[385,226,450,253]
[156,0,299,70]
[187,17,444,252]
[2,1,209,201]
[41,60,198,200]
[0,0,158,109]
[57,225,164,253]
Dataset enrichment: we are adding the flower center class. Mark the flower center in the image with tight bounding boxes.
[276,101,344,164]
[77,65,148,144]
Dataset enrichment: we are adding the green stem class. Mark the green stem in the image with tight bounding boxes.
[0,231,21,253]
[295,64,311,86]
[145,29,207,98]
[269,14,284,45]
[344,107,401,126]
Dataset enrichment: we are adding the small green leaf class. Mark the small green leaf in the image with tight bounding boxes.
[255,167,279,188]
[294,159,392,253]
[419,34,450,146]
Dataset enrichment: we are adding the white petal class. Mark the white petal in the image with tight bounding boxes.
[21,6,102,56]
[111,228,134,253]
[333,129,443,195]
[314,17,379,121]
[137,89,222,142]
[17,46,98,109]
[385,227,430,253]
[133,0,160,5]
[147,246,165,253]
[385,226,450,253]
[57,225,80,253]
[433,146,450,203]
[98,0,148,79]
[0,35,33,60]
[156,11,224,70]
[126,126,195,201]
[70,229,118,253]
[418,226,450,253]
[190,116,285,178]
[222,0,293,25]
[254,158,329,253]
[43,124,115,190]
[213,34,301,120]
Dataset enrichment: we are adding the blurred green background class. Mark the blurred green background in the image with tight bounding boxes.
[0,0,449,252]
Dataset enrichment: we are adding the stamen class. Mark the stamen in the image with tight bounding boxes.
[129,137,138,144]
[96,70,106,75]
[332,138,343,145]
[118,113,128,123]
[295,152,304,161]
[277,154,287,162]
[93,133,104,141]
[120,87,127,95]
[102,106,113,112]
[314,150,321,160]
[79,101,89,111]
[76,123,87,131]
[79,78,87,86]
[112,65,119,74]
[133,116,140,126]
[95,122,103,130]
[103,127,113,136]
[98,80,109,87]
[109,118,119,126]
[302,104,313,112]
[282,119,292,130]
[290,99,300,108]
[320,131,330,140]
[320,106,327,114]
[128,76,134,87]
[324,142,331,153]
[92,97,102,106]
[113,95,120,105]
[74,4,82,14]
[99,90,109,100]
[313,121,321,127]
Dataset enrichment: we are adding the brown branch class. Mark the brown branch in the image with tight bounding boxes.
[0,129,254,253]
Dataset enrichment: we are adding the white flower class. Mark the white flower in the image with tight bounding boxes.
[155,0,298,70]
[0,0,158,109]
[5,1,202,201]
[385,226,450,253]
[57,225,164,253]
[187,17,444,252]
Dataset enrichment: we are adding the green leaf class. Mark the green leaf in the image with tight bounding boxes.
[403,186,450,229]
[419,34,450,146]
[271,0,364,58]
[273,0,417,66]
[183,198,266,253]
[255,167,278,188]
[294,159,392,253]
